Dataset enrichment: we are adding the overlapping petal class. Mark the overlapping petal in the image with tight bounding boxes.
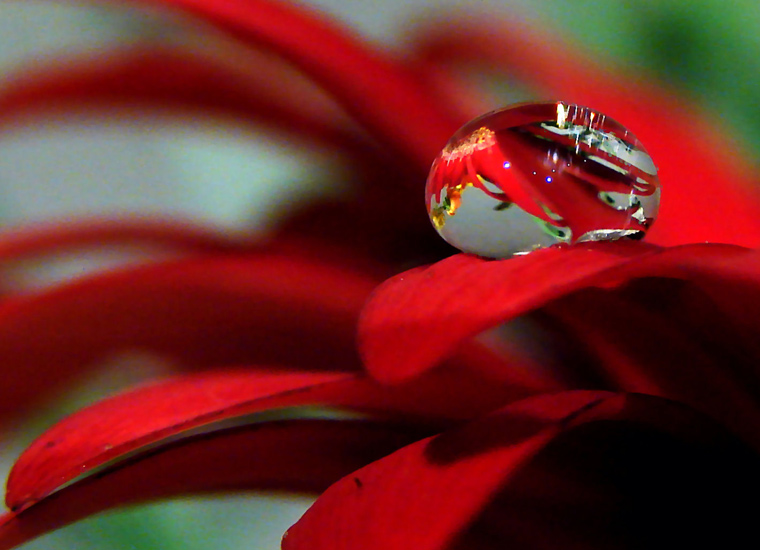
[0,420,428,550]
[359,241,760,384]
[547,286,760,449]
[0,251,375,420]
[7,363,534,511]
[284,392,758,549]
[0,46,383,168]
[360,241,664,383]
[70,0,464,168]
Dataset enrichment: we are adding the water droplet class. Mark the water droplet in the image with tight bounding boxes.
[425,101,661,258]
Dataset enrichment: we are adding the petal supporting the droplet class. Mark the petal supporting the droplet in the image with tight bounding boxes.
[0,252,378,422]
[359,241,665,383]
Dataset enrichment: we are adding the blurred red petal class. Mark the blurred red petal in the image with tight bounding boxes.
[0,46,436,245]
[0,215,245,264]
[8,358,541,511]
[7,370,353,510]
[285,392,757,550]
[411,15,760,247]
[272,199,445,268]
[89,0,463,168]
[0,47,383,166]
[0,252,375,419]
[359,241,663,383]
[0,420,426,550]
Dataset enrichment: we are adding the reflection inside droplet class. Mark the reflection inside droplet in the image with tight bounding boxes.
[425,101,661,258]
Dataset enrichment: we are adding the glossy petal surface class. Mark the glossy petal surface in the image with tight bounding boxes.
[7,363,534,511]
[0,421,426,550]
[6,370,354,510]
[359,241,664,383]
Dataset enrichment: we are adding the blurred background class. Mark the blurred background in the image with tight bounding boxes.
[0,0,758,548]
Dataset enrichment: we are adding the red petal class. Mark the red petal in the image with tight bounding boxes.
[284,392,757,549]
[271,198,447,269]
[547,286,760,450]
[0,420,426,550]
[361,240,760,441]
[445,337,564,394]
[0,215,243,264]
[87,0,463,168]
[411,16,760,247]
[7,361,537,511]
[359,241,665,383]
[0,46,434,243]
[360,242,758,383]
[0,252,375,419]
[0,47,380,165]
[6,370,354,510]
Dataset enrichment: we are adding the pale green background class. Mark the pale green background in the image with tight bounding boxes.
[0,1,758,548]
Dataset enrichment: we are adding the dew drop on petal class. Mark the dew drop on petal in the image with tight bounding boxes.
[425,101,661,258]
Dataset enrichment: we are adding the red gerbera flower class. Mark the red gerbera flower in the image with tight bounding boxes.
[0,1,759,549]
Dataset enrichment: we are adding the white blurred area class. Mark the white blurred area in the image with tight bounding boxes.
[0,0,628,240]
[0,3,357,234]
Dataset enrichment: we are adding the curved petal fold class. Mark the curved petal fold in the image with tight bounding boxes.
[360,242,758,383]
[284,391,758,549]
[7,362,534,511]
[0,420,426,550]
[359,241,665,383]
[6,370,354,510]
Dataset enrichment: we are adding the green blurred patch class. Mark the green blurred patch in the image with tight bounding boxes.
[22,496,312,550]
[521,0,760,157]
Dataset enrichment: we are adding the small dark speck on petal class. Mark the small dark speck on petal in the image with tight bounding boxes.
[353,477,363,489]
